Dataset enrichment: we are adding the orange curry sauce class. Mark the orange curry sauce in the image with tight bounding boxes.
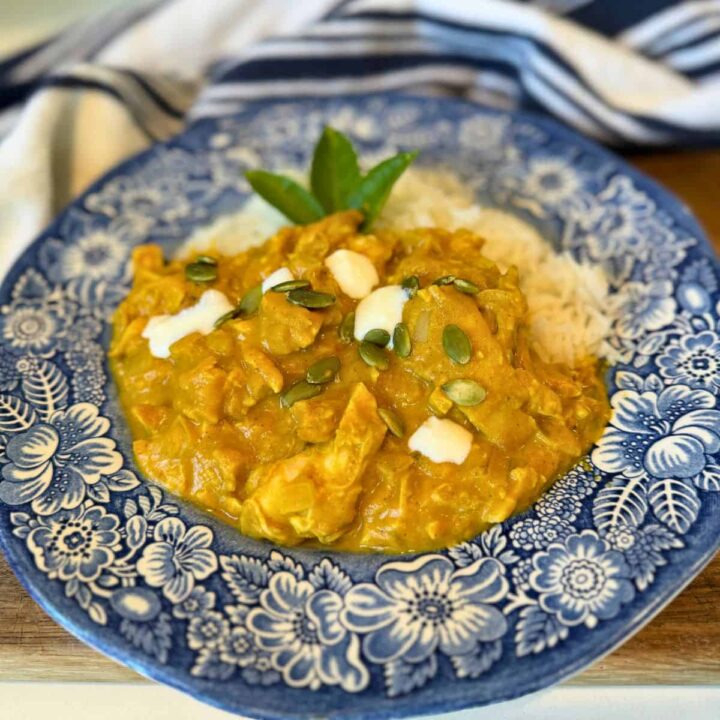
[109,212,609,552]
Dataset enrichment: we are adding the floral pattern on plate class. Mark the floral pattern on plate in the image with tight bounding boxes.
[0,95,719,718]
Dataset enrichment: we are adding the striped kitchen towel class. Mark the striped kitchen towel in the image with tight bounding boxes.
[1,0,719,275]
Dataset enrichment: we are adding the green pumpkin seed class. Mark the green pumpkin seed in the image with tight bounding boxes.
[287,289,336,309]
[270,279,311,293]
[306,356,340,385]
[433,275,456,286]
[214,309,239,328]
[280,380,324,408]
[453,277,480,295]
[339,312,356,343]
[185,262,217,283]
[358,341,389,370]
[195,255,217,266]
[393,323,411,358]
[401,275,420,297]
[238,284,263,315]
[378,408,405,438]
[442,324,472,365]
[364,328,391,347]
[441,378,486,406]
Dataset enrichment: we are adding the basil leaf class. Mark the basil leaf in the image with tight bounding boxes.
[310,127,361,212]
[346,151,418,230]
[245,170,325,225]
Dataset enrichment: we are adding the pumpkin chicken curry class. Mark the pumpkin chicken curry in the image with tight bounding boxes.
[110,210,609,553]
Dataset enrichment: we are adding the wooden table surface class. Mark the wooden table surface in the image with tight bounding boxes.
[2,149,720,685]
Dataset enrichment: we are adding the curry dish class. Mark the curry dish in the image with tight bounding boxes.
[110,211,609,553]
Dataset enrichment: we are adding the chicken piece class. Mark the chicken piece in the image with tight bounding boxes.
[174,356,227,424]
[242,345,284,394]
[239,383,386,545]
[287,211,363,276]
[403,285,505,385]
[290,393,344,443]
[460,392,537,450]
[130,404,170,435]
[257,292,325,356]
[134,415,198,495]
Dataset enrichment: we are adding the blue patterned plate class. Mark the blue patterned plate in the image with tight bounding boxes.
[1,95,719,718]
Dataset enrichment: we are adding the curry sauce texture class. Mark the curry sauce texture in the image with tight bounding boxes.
[110,211,609,552]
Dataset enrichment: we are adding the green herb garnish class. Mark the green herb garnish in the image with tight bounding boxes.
[311,127,361,213]
[345,151,418,230]
[245,170,325,225]
[245,127,417,231]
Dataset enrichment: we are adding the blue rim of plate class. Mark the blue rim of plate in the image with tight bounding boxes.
[1,94,719,719]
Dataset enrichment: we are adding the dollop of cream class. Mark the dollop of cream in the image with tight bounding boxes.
[325,249,379,299]
[354,285,408,347]
[408,417,473,465]
[142,289,234,358]
[262,267,294,293]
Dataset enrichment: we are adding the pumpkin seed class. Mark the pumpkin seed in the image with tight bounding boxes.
[441,378,486,406]
[433,275,456,286]
[195,255,217,266]
[364,328,391,347]
[453,277,480,295]
[306,356,340,385]
[401,275,420,297]
[339,312,356,343]
[287,289,336,309]
[393,323,411,358]
[358,341,389,370]
[378,408,405,438]
[238,284,263,315]
[270,279,311,293]
[280,380,323,408]
[214,308,239,328]
[185,262,217,283]
[442,324,472,365]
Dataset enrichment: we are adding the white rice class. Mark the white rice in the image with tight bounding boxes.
[179,168,614,366]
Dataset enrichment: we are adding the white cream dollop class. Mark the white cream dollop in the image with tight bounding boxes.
[262,267,294,293]
[142,289,234,359]
[325,249,379,300]
[354,285,408,347]
[408,417,473,465]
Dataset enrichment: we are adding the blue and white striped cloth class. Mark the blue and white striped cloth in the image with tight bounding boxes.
[1,0,719,275]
